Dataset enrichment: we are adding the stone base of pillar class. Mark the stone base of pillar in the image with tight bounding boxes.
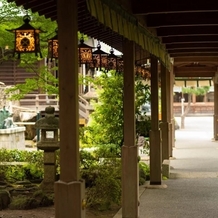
[213,115,218,141]
[168,122,173,157]
[55,180,86,218]
[162,159,170,178]
[122,145,139,218]
[145,183,167,189]
[171,119,175,148]
[160,122,170,161]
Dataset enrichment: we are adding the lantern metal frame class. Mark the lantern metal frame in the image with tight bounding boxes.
[117,55,124,73]
[47,29,58,62]
[107,47,118,71]
[92,41,108,70]
[7,15,42,59]
[78,36,93,66]
[135,62,143,77]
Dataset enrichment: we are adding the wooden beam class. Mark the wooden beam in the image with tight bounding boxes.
[174,71,215,77]
[162,35,218,44]
[173,57,218,63]
[170,52,218,57]
[166,43,218,50]
[157,26,218,37]
[147,12,218,28]
[132,0,218,14]
[174,66,217,73]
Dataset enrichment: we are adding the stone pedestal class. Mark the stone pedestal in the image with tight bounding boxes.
[0,127,26,150]
[40,151,58,191]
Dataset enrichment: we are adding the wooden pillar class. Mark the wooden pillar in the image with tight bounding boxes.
[122,39,139,218]
[160,64,170,161]
[55,0,85,217]
[213,73,218,140]
[169,68,175,154]
[149,56,162,185]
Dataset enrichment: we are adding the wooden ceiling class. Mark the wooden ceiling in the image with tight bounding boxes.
[8,0,218,78]
[132,0,218,78]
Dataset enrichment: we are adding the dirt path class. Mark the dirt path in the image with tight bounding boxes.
[0,206,119,218]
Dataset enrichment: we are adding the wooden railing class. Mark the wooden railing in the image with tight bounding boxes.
[11,94,93,121]
[18,94,59,112]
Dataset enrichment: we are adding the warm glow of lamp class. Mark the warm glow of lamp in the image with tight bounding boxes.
[117,55,124,73]
[78,37,93,66]
[107,47,118,71]
[7,15,42,58]
[47,30,58,62]
[135,63,142,76]
[92,41,108,70]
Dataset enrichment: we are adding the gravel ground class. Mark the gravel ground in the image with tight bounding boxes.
[0,206,120,218]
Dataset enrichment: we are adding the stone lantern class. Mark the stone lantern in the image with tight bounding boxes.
[35,106,59,191]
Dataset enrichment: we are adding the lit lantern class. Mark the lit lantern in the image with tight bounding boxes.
[92,41,108,70]
[135,62,143,77]
[47,29,58,62]
[117,55,124,73]
[107,47,118,71]
[78,37,93,66]
[7,15,42,58]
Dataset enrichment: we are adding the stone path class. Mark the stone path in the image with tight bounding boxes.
[139,116,218,218]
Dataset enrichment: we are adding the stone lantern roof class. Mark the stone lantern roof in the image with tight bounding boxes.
[35,106,59,129]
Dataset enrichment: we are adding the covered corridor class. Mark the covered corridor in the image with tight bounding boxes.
[137,116,218,218]
[6,0,218,217]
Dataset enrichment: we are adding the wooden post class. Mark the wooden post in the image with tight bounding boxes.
[170,69,175,152]
[122,39,139,218]
[149,56,162,185]
[55,0,85,217]
[213,72,218,140]
[160,64,170,161]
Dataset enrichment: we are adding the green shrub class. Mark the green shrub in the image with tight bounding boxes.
[136,119,151,137]
[9,195,39,209]
[23,163,44,181]
[0,149,43,164]
[3,165,25,183]
[80,149,98,170]
[9,190,54,210]
[85,158,121,211]
[139,162,150,182]
[93,144,121,158]
[33,189,54,206]
[0,149,44,183]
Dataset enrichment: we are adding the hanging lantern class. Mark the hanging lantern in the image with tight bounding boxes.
[7,15,42,59]
[141,67,148,80]
[78,36,93,66]
[107,47,118,71]
[117,55,124,73]
[47,29,58,62]
[92,41,108,70]
[135,62,143,77]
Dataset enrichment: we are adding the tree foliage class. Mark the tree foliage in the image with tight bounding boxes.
[80,71,151,148]
[0,0,24,48]
[182,86,210,95]
[6,64,59,100]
